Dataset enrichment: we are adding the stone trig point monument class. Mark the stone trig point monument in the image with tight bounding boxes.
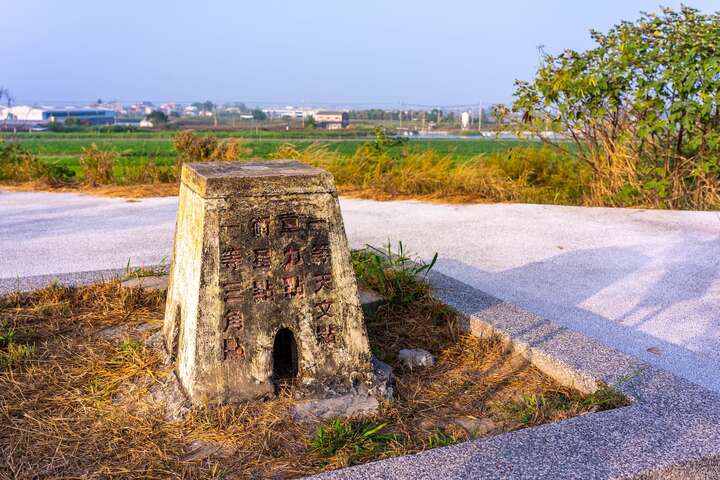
[163,160,375,405]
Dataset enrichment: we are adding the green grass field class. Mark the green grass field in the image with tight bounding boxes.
[8,135,543,176]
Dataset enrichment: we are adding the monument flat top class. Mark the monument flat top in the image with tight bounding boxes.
[181,160,336,198]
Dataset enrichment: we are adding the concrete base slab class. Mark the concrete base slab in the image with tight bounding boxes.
[310,271,720,480]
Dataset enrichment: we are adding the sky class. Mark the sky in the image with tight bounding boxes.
[2,0,718,107]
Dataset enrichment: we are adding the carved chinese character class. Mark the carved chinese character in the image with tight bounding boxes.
[307,218,327,230]
[279,213,303,233]
[222,281,244,303]
[220,249,243,270]
[313,299,333,320]
[311,244,331,265]
[283,245,303,270]
[251,217,270,238]
[283,275,304,298]
[223,337,244,360]
[252,248,271,269]
[316,325,336,345]
[252,279,274,302]
[223,310,243,332]
[313,272,333,293]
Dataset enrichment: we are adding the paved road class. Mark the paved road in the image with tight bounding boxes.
[2,190,719,393]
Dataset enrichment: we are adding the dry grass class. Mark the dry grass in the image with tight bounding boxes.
[79,144,117,187]
[271,142,585,206]
[0,277,627,479]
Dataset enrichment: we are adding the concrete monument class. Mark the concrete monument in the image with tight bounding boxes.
[163,160,376,405]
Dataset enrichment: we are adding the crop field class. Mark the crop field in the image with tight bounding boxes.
[7,135,543,175]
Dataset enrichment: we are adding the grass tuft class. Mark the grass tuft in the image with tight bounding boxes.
[496,384,629,427]
[352,241,437,305]
[426,430,458,448]
[122,258,168,280]
[310,420,397,467]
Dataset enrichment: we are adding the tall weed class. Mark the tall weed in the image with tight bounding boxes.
[79,144,116,186]
[273,135,585,205]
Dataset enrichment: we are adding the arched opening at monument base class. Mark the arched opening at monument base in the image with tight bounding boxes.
[272,328,298,388]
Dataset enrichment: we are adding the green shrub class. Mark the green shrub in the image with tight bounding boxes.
[0,141,75,184]
[514,6,720,210]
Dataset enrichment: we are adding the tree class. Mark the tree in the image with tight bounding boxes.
[0,87,12,108]
[371,127,407,155]
[251,108,267,121]
[192,101,215,113]
[304,115,316,129]
[146,110,169,126]
[491,104,510,131]
[513,6,720,209]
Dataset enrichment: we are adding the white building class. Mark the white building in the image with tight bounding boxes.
[313,110,349,129]
[0,105,115,125]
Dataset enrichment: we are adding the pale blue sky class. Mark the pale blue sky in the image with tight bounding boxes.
[3,1,717,106]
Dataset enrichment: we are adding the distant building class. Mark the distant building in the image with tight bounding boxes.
[264,107,308,119]
[461,111,471,130]
[0,105,115,125]
[313,110,349,129]
[115,118,142,127]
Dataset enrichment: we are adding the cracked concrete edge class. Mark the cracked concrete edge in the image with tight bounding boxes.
[309,270,720,480]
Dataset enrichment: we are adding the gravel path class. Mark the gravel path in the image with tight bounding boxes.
[1,190,719,392]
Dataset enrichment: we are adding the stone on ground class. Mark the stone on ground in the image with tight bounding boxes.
[398,348,435,369]
[121,275,168,291]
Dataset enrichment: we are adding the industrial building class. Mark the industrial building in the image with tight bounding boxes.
[0,105,115,126]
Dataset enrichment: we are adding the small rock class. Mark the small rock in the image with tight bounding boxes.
[398,348,435,370]
[507,354,529,370]
[121,275,168,291]
[370,355,395,400]
[134,322,160,333]
[452,417,497,436]
[145,330,166,354]
[149,371,192,421]
[359,287,385,315]
[417,418,437,431]
[181,440,234,462]
[95,324,129,340]
[290,392,379,422]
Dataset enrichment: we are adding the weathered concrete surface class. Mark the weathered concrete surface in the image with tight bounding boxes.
[310,271,720,480]
[164,161,373,404]
[1,191,719,395]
